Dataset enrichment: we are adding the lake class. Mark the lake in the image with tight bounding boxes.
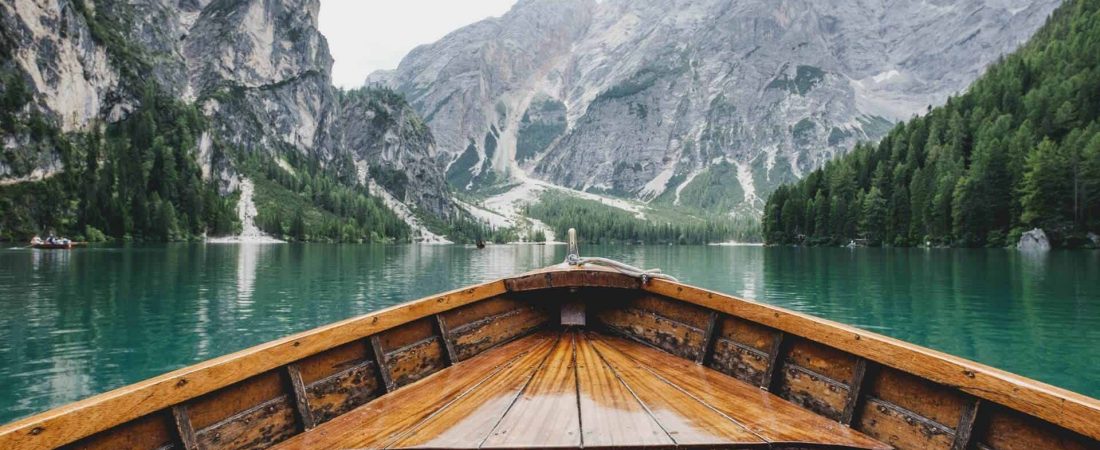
[0,243,1098,424]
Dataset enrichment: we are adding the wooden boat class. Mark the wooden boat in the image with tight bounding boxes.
[2,251,1100,449]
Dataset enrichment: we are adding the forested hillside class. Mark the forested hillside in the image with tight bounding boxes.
[527,192,760,245]
[764,0,1100,248]
[0,0,470,243]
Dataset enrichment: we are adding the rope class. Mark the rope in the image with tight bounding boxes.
[567,255,678,283]
[561,228,678,283]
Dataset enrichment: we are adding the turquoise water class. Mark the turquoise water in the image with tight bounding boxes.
[0,244,1098,423]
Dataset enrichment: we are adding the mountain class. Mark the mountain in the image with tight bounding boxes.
[371,0,1060,216]
[763,0,1100,248]
[0,0,454,241]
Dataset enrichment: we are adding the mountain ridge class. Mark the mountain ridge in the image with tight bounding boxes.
[371,0,1061,217]
[0,0,458,241]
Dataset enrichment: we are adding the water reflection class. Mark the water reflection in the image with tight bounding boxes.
[0,244,1097,424]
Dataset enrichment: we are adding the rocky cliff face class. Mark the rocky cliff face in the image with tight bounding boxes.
[375,0,1060,215]
[0,0,454,218]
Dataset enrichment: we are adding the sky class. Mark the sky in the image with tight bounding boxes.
[319,0,519,88]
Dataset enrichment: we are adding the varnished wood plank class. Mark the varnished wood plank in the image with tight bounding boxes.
[385,338,448,388]
[481,332,581,448]
[63,410,177,450]
[697,311,720,365]
[187,370,286,430]
[841,359,872,426]
[587,332,764,446]
[975,404,1098,450]
[369,335,395,393]
[303,361,381,424]
[708,337,771,385]
[193,396,298,449]
[952,398,980,450]
[504,269,641,292]
[449,306,549,361]
[643,277,1100,441]
[597,307,707,361]
[762,330,787,390]
[592,333,891,449]
[869,366,968,430]
[386,333,560,448]
[0,279,507,450]
[170,406,198,450]
[434,314,458,366]
[775,363,851,420]
[285,364,315,431]
[440,296,528,329]
[575,331,673,446]
[857,398,955,450]
[272,332,558,450]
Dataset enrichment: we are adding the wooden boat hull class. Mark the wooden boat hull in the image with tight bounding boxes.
[1,266,1098,450]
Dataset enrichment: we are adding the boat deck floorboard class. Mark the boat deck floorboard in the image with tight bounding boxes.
[273,329,891,449]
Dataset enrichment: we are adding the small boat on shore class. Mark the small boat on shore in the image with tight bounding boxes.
[1,231,1098,450]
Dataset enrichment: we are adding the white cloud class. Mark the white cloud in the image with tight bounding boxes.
[319,0,518,88]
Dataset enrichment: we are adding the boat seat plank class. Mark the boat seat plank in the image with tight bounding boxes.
[586,331,766,446]
[387,333,562,448]
[271,332,558,449]
[480,331,582,448]
[574,330,674,447]
[590,332,893,449]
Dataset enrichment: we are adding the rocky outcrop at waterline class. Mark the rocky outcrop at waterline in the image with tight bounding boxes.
[1017,228,1051,252]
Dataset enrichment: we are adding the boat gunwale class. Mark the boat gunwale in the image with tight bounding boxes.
[1,265,1099,449]
[640,277,1100,444]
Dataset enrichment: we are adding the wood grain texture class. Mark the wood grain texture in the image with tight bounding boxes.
[503,269,641,292]
[975,404,1099,450]
[708,337,772,385]
[193,396,298,450]
[775,363,851,421]
[643,277,1100,442]
[0,279,507,450]
[62,410,178,450]
[171,406,197,450]
[285,364,315,431]
[841,358,870,425]
[449,306,549,362]
[857,397,956,450]
[270,332,557,450]
[785,337,859,384]
[302,360,381,425]
[762,331,788,390]
[434,314,458,365]
[294,340,371,385]
[697,311,721,364]
[387,333,560,448]
[952,398,980,450]
[574,331,673,447]
[481,332,582,448]
[439,296,530,329]
[186,370,287,431]
[385,337,448,388]
[592,333,891,449]
[587,332,764,446]
[869,366,967,429]
[369,335,395,393]
[597,306,707,361]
